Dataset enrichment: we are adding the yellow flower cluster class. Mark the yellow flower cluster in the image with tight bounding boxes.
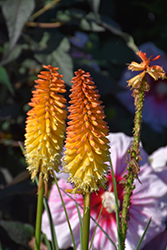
[63,69,110,193]
[24,65,67,181]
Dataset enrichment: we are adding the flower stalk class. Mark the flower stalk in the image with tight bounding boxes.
[82,191,91,250]
[121,85,144,245]
[35,173,44,250]
[120,51,166,248]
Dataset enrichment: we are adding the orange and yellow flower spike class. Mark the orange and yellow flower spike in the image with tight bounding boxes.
[24,65,67,182]
[63,69,110,194]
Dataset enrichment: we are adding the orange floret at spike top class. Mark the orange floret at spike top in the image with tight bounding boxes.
[63,69,110,193]
[127,50,166,91]
[24,65,67,181]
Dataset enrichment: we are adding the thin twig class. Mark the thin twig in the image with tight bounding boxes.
[30,0,60,20]
[26,22,62,28]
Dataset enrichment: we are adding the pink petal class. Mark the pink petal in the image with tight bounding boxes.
[42,132,167,250]
[142,231,167,250]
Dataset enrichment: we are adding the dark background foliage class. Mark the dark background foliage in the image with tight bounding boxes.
[0,0,167,249]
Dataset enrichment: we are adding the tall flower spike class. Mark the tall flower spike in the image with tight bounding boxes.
[120,51,166,246]
[24,65,67,182]
[63,69,110,193]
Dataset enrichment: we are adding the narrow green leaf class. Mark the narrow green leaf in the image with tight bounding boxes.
[2,0,35,50]
[90,216,117,250]
[135,218,151,250]
[43,233,52,250]
[75,202,83,250]
[54,175,77,250]
[87,0,101,16]
[0,241,3,250]
[35,177,59,250]
[1,43,22,65]
[0,66,14,94]
[43,197,59,250]
[89,203,104,250]
[60,188,117,250]
[109,155,122,250]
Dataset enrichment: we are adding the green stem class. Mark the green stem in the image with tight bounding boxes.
[109,156,122,250]
[82,192,91,250]
[35,173,44,250]
[121,86,145,248]
[121,171,134,246]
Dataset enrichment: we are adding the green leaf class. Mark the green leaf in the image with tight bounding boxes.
[97,18,138,53]
[34,38,73,85]
[135,218,151,250]
[75,202,83,250]
[2,0,35,50]
[80,18,105,31]
[1,43,22,65]
[87,0,101,16]
[47,50,73,84]
[80,12,105,31]
[0,66,14,94]
[0,220,34,247]
[109,155,122,250]
[43,196,59,250]
[43,234,52,250]
[57,36,70,52]
[89,203,104,250]
[54,176,77,250]
[35,177,59,250]
[0,241,3,250]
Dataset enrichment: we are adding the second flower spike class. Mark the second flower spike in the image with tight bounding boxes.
[63,69,110,194]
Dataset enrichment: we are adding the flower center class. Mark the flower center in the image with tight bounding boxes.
[101,191,120,214]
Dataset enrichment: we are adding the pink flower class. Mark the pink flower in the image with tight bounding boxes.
[149,146,167,184]
[117,42,167,133]
[42,133,167,250]
[141,146,167,250]
[142,231,167,250]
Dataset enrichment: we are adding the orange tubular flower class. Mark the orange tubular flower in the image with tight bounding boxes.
[63,69,110,193]
[127,50,166,90]
[24,65,67,181]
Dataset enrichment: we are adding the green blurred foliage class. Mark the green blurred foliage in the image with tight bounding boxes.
[0,0,167,249]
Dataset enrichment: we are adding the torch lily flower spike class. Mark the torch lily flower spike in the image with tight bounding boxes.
[24,65,67,182]
[63,69,110,194]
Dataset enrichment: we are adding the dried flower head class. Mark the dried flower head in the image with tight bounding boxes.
[24,65,67,181]
[63,69,110,193]
[127,51,166,91]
